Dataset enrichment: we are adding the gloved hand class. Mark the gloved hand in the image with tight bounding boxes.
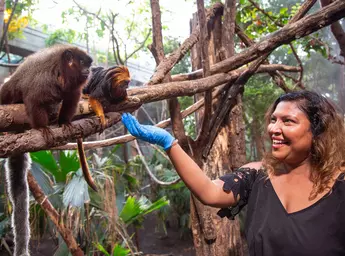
[121,113,176,150]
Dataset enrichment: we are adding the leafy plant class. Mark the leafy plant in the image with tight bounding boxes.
[119,195,169,226]
[94,242,130,256]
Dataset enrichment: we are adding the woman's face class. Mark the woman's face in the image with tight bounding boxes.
[268,101,313,167]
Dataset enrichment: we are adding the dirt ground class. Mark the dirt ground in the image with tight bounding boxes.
[137,214,195,256]
[0,213,195,256]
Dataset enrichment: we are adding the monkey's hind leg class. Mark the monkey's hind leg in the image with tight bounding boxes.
[77,138,98,192]
[88,97,106,130]
[5,153,31,256]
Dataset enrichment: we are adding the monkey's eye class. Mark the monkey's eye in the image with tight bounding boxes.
[80,60,85,65]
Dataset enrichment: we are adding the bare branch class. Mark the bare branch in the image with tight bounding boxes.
[134,140,181,185]
[0,0,18,52]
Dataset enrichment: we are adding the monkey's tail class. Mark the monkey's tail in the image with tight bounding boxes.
[77,138,98,192]
[5,153,31,256]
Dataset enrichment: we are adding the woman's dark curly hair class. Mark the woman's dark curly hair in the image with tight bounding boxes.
[262,90,345,199]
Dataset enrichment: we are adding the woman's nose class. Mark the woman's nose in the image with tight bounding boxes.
[269,121,282,134]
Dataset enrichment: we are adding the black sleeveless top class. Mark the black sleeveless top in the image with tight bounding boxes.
[218,169,345,256]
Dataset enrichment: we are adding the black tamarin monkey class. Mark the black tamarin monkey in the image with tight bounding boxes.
[77,65,131,191]
[83,65,131,126]
[0,44,93,256]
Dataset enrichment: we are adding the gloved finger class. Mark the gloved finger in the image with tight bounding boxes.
[122,113,142,137]
[122,113,141,136]
[125,113,147,137]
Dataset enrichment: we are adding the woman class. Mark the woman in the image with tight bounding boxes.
[121,90,345,255]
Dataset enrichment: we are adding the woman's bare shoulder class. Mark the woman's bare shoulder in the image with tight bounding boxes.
[240,161,263,170]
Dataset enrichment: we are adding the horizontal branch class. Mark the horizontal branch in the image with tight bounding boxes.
[54,84,227,151]
[170,64,301,82]
[0,64,290,131]
[0,113,121,157]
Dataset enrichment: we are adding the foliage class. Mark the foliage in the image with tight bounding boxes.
[61,0,152,64]
[4,0,37,39]
[44,28,78,46]
[145,149,191,237]
[94,242,130,256]
[119,195,169,226]
[164,36,191,75]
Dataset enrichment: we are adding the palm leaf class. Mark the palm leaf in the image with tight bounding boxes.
[119,196,169,225]
[62,169,90,208]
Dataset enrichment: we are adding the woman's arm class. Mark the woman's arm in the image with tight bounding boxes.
[121,113,261,208]
[167,143,236,207]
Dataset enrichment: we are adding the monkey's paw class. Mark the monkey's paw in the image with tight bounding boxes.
[99,116,107,134]
[60,123,74,134]
[38,127,54,144]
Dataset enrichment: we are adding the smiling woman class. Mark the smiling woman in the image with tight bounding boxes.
[121,90,345,256]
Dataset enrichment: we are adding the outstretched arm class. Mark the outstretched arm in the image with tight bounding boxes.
[121,113,237,208]
[167,142,237,207]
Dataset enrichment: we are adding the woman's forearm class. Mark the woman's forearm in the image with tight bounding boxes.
[166,142,236,207]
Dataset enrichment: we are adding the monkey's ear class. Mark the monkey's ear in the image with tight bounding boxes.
[62,50,74,66]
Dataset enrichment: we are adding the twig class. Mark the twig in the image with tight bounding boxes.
[0,0,18,52]
[133,140,180,185]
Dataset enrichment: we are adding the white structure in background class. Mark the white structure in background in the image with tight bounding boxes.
[1,26,155,85]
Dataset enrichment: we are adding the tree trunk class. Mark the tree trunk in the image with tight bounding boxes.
[189,2,245,255]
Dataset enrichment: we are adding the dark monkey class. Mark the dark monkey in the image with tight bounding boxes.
[0,44,92,256]
[83,65,131,126]
[77,65,131,192]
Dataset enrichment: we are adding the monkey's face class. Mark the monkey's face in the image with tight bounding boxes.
[63,49,93,86]
[78,55,93,81]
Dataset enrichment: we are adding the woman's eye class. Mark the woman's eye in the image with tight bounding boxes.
[270,117,276,123]
[284,119,293,123]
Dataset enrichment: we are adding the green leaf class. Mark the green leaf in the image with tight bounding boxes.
[279,7,288,15]
[94,243,110,256]
[119,196,169,225]
[59,151,80,174]
[62,170,90,208]
[112,244,130,256]
[30,151,58,172]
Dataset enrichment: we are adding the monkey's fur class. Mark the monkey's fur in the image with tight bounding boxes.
[83,65,131,126]
[75,66,131,192]
[0,44,92,256]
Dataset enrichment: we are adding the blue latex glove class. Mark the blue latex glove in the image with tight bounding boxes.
[121,113,176,150]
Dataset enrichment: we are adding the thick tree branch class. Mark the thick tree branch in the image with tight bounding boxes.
[196,0,213,146]
[149,0,344,86]
[235,24,290,92]
[0,64,307,132]
[320,0,345,58]
[0,113,121,157]
[171,63,300,82]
